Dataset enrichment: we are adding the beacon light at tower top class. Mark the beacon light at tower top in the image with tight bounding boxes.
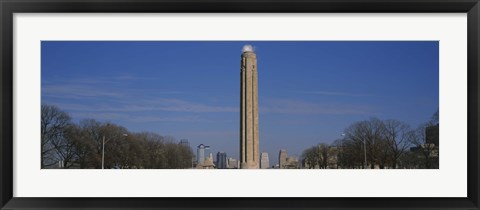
[242,45,254,53]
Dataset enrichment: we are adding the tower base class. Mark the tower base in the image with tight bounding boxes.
[240,162,259,169]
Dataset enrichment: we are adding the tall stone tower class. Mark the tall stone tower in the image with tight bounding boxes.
[240,45,259,169]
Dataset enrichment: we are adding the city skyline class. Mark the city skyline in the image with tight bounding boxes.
[41,41,439,166]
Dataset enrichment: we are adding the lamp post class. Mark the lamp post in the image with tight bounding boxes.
[102,133,128,169]
[340,133,345,169]
[362,139,367,169]
[341,133,367,168]
[102,135,106,169]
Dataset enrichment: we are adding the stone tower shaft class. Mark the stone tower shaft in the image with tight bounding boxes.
[240,50,259,169]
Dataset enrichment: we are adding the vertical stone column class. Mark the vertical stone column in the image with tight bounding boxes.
[240,45,259,169]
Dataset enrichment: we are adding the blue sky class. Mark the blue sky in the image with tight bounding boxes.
[41,41,439,166]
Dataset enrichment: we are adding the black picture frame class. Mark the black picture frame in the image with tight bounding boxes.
[1,0,479,209]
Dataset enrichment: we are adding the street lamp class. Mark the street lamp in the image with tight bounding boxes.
[102,133,128,169]
[342,133,367,169]
[362,139,367,169]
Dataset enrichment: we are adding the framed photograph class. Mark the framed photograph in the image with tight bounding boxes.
[1,0,479,209]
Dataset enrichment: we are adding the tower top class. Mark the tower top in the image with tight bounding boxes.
[242,45,254,53]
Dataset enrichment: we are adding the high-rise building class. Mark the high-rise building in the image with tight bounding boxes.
[279,149,288,169]
[196,144,210,165]
[240,45,260,169]
[216,152,227,169]
[260,152,269,169]
[426,124,439,147]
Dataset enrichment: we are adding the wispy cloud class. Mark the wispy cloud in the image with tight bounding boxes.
[43,85,125,99]
[42,75,186,99]
[291,90,372,97]
[260,98,374,115]
[70,112,213,123]
[69,112,126,121]
[42,75,237,114]
[132,98,237,113]
[50,98,237,113]
[180,130,237,138]
[128,115,207,123]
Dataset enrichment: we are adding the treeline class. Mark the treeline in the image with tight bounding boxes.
[41,104,194,169]
[302,112,439,169]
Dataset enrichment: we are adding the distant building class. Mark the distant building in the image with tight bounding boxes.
[278,149,288,168]
[196,144,210,165]
[426,124,439,147]
[286,156,298,164]
[285,156,299,169]
[260,152,269,169]
[197,152,215,169]
[216,152,227,169]
[227,157,238,169]
[278,149,299,169]
[327,146,339,169]
[408,123,440,168]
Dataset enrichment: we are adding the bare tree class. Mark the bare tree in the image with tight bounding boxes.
[77,119,104,168]
[41,104,71,168]
[301,143,329,169]
[39,105,220,169]
[302,146,320,169]
[300,112,438,169]
[64,124,94,168]
[135,132,167,169]
[344,118,386,169]
[50,127,77,168]
[383,120,413,168]
[317,143,329,169]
